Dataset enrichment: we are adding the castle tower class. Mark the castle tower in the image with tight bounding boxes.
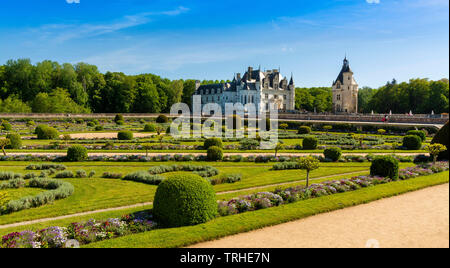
[332,57,359,113]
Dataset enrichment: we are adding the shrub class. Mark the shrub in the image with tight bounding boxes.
[370,156,399,180]
[431,121,449,160]
[1,121,12,131]
[298,126,311,134]
[156,115,169,123]
[95,125,104,131]
[26,164,66,171]
[123,171,165,185]
[35,125,59,140]
[117,131,133,140]
[0,172,22,181]
[239,138,259,150]
[143,124,156,132]
[153,174,217,227]
[204,138,223,149]
[207,146,223,161]
[210,174,242,185]
[54,171,75,178]
[323,147,342,162]
[407,130,426,142]
[302,136,318,150]
[403,135,422,150]
[66,145,88,162]
[75,170,88,178]
[116,120,125,125]
[87,121,96,127]
[148,165,219,178]
[114,114,124,124]
[6,133,22,149]
[102,172,123,179]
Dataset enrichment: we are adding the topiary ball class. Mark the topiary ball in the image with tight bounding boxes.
[204,138,223,150]
[117,131,133,140]
[370,156,399,180]
[156,115,169,123]
[153,174,218,227]
[6,133,22,149]
[431,121,449,160]
[323,147,342,162]
[407,130,426,142]
[66,145,88,162]
[302,136,318,150]
[298,126,312,135]
[143,124,156,132]
[403,135,422,150]
[207,146,223,161]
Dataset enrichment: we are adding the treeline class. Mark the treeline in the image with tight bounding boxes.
[0,59,198,113]
[295,87,332,113]
[359,78,449,114]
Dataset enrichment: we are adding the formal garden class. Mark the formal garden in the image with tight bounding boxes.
[0,115,448,248]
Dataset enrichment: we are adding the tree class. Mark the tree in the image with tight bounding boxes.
[425,144,447,165]
[142,144,152,157]
[182,80,197,107]
[62,134,71,146]
[279,123,288,132]
[0,95,31,113]
[297,156,320,187]
[0,138,10,156]
[274,141,284,158]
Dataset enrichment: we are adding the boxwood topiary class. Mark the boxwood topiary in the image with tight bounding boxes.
[156,115,169,123]
[407,130,426,142]
[66,145,88,162]
[323,147,342,162]
[298,126,311,135]
[403,135,422,150]
[6,133,22,149]
[114,114,124,123]
[153,174,217,227]
[302,136,318,150]
[370,156,399,180]
[117,131,133,140]
[207,146,223,161]
[143,123,156,132]
[431,121,449,160]
[204,138,223,149]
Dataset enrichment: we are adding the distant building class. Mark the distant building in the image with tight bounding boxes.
[332,57,359,113]
[193,67,295,114]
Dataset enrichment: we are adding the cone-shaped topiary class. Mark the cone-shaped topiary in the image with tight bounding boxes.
[370,156,399,180]
[153,174,217,227]
[431,121,449,160]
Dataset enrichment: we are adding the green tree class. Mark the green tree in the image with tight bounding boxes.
[297,156,320,187]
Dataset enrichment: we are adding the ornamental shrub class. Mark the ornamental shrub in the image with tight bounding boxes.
[35,125,59,140]
[55,171,75,178]
[6,133,22,149]
[114,114,124,124]
[403,135,422,150]
[66,145,88,162]
[1,121,12,131]
[302,136,318,150]
[95,125,104,131]
[204,138,223,149]
[117,131,133,140]
[123,171,165,185]
[143,124,156,132]
[407,130,426,142]
[207,146,223,161]
[323,147,342,162]
[431,121,449,160]
[153,174,217,227]
[370,156,399,180]
[298,126,311,134]
[156,115,169,123]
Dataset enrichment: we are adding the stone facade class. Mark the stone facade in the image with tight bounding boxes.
[332,58,359,113]
[193,67,295,114]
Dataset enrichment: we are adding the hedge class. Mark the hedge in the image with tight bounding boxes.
[370,156,399,180]
[431,121,449,160]
[122,171,165,185]
[5,133,21,149]
[403,135,422,150]
[117,131,133,140]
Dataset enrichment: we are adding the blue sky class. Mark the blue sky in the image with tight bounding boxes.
[0,0,448,88]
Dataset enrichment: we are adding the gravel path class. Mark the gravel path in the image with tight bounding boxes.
[190,184,450,248]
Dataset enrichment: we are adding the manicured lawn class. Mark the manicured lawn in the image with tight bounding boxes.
[84,171,449,248]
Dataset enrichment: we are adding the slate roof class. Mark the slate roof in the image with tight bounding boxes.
[333,58,353,86]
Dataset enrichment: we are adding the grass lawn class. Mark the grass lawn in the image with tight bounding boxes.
[84,171,449,248]
[0,161,400,225]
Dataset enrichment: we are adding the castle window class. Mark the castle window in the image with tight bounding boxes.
[265,94,268,99]
[337,95,341,101]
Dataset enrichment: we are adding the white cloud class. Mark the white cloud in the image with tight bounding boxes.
[366,0,380,4]
[66,0,80,4]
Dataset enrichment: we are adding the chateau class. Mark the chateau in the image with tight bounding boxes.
[194,67,296,114]
[332,58,359,113]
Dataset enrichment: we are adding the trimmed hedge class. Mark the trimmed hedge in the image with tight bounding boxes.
[370,156,399,180]
[407,130,426,142]
[26,164,66,171]
[148,164,219,178]
[117,131,134,140]
[5,133,21,149]
[207,146,223,161]
[323,147,342,162]
[66,145,88,162]
[123,171,165,185]
[403,135,422,150]
[153,174,217,227]
[302,136,318,150]
[431,121,449,160]
[204,138,223,149]
[298,126,311,134]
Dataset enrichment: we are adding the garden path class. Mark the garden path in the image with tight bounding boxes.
[190,183,449,248]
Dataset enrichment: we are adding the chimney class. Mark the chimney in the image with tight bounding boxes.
[237,73,241,81]
[273,69,279,73]
[248,67,253,80]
